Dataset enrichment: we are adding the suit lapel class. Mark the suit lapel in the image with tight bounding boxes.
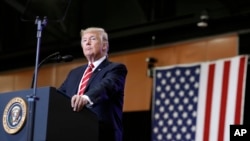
[85,59,110,89]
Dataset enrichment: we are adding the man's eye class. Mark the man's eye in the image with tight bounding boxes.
[90,37,96,40]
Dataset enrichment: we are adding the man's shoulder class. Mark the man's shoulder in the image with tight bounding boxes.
[106,62,127,73]
[106,61,126,67]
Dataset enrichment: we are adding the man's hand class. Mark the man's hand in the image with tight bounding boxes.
[71,95,88,112]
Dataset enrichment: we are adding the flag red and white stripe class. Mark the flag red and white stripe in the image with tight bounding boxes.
[196,55,248,141]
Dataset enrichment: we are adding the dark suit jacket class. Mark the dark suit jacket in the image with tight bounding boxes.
[58,59,127,141]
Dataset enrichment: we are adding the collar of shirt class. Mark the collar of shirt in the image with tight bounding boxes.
[88,55,106,72]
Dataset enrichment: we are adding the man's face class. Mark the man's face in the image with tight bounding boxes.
[81,32,104,60]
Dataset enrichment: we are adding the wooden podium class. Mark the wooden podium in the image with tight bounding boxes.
[0,86,98,141]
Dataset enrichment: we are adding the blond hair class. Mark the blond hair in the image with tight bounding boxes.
[80,27,108,42]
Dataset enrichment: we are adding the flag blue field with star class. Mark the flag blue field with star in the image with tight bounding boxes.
[152,64,200,141]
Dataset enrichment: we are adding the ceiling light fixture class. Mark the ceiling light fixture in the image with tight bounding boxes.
[197,10,209,28]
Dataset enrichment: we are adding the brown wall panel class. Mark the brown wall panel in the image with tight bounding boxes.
[147,45,177,66]
[0,34,238,112]
[36,65,57,87]
[13,68,33,90]
[0,74,14,93]
[175,41,207,64]
[206,35,238,59]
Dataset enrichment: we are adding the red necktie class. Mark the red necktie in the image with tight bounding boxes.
[77,63,94,95]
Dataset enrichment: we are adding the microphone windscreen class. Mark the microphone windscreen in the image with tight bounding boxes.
[62,55,74,62]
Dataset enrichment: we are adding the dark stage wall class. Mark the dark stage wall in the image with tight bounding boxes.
[123,111,151,141]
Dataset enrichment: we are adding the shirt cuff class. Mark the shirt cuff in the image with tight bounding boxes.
[82,95,94,105]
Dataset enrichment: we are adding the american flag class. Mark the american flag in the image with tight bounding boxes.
[151,55,248,141]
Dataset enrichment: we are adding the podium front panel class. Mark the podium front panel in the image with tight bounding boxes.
[0,86,98,141]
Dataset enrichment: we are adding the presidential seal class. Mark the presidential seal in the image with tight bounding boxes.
[2,97,27,134]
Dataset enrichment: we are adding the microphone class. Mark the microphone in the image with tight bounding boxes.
[31,52,74,88]
[50,54,74,62]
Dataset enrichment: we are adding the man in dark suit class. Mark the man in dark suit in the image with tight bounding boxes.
[58,27,128,141]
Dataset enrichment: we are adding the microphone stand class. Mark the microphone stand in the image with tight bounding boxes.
[26,16,47,141]
[30,52,74,88]
[30,52,60,88]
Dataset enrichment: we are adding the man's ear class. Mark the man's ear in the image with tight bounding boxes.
[102,43,107,51]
